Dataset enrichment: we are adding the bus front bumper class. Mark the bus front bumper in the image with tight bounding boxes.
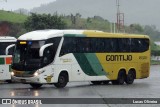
[11,76,43,84]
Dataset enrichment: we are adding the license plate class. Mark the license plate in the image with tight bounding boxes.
[16,72,22,75]
[15,71,23,76]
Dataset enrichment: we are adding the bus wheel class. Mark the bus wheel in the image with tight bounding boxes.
[102,81,110,85]
[30,83,42,89]
[91,81,102,85]
[118,71,126,85]
[54,73,68,88]
[112,71,126,85]
[125,70,135,84]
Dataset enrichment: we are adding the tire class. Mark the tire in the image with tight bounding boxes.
[91,81,102,85]
[111,80,119,85]
[125,71,135,84]
[30,83,42,89]
[54,73,68,88]
[6,80,12,83]
[118,71,126,85]
[112,71,126,85]
[102,81,110,85]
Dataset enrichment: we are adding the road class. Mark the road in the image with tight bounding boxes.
[0,65,160,107]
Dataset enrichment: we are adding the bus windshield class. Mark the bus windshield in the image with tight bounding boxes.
[0,42,15,55]
[12,41,45,71]
[12,37,61,71]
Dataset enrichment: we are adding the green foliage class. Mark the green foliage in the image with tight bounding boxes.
[8,23,27,38]
[151,60,160,65]
[1,10,160,56]
[63,14,110,31]
[127,24,144,34]
[0,10,27,23]
[151,41,160,56]
[143,25,160,41]
[24,13,66,31]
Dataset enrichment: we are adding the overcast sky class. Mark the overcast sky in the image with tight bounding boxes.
[1,0,160,30]
[0,0,56,11]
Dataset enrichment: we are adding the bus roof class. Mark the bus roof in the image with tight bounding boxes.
[0,36,17,42]
[18,29,149,40]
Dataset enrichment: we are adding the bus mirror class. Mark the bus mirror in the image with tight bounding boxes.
[39,43,53,57]
[5,44,15,55]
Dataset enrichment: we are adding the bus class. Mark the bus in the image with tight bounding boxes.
[11,30,150,88]
[0,36,16,82]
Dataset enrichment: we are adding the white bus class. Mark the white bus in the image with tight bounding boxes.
[0,36,16,82]
[11,30,150,88]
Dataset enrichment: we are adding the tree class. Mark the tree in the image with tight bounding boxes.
[129,24,144,34]
[87,17,92,23]
[24,13,66,31]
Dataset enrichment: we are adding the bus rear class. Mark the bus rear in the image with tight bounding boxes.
[0,36,16,82]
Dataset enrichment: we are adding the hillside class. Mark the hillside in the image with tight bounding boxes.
[63,15,111,32]
[31,0,160,30]
[0,10,27,23]
[1,10,160,54]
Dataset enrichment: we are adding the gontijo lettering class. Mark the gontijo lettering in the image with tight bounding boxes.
[106,55,132,61]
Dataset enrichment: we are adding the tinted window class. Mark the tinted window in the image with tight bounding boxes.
[118,38,131,52]
[131,38,149,52]
[43,37,61,65]
[60,37,149,56]
[0,42,15,55]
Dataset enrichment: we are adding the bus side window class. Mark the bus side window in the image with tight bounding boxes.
[85,38,90,52]
[110,38,118,52]
[43,47,53,64]
[90,38,97,53]
[131,39,138,52]
[118,38,131,52]
[76,37,85,53]
[144,39,149,51]
[60,37,75,56]
[98,38,105,52]
[60,38,68,56]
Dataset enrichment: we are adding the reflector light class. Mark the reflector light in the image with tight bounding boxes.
[20,42,26,44]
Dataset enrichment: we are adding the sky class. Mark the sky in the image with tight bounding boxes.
[0,0,160,30]
[0,0,56,11]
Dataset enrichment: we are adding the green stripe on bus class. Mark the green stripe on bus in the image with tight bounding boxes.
[74,53,97,76]
[84,53,107,76]
[0,58,5,65]
[73,53,107,76]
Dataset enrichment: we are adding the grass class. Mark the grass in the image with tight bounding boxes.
[0,10,28,23]
[151,60,160,65]
[151,41,160,51]
[63,17,111,32]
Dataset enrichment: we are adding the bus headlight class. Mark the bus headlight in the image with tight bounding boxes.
[34,72,39,77]
[34,69,45,77]
[11,72,14,76]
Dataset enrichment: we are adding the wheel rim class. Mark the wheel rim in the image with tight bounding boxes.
[59,76,65,84]
[128,73,134,82]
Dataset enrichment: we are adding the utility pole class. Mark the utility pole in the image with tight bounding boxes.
[116,0,124,33]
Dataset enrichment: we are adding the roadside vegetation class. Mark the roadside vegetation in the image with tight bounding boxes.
[0,10,27,23]
[1,10,160,59]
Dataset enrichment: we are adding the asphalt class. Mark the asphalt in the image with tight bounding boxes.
[0,65,160,107]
